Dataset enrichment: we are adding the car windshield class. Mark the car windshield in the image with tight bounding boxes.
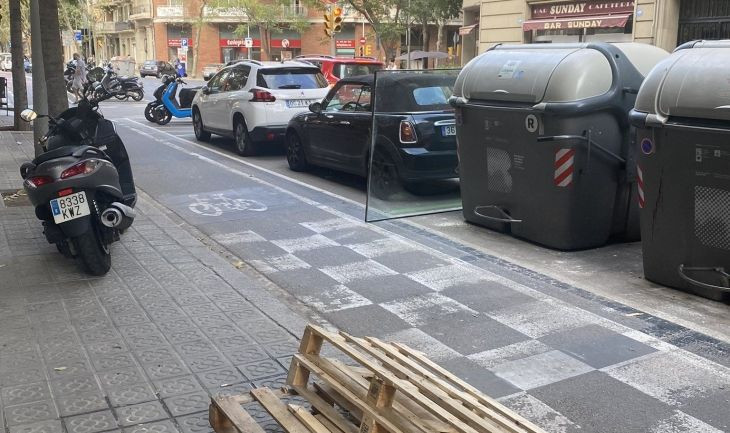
[333,63,382,79]
[257,68,328,89]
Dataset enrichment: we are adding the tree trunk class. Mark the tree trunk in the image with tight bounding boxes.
[435,22,443,67]
[30,0,48,155]
[39,0,68,118]
[260,26,271,61]
[421,22,429,68]
[193,23,203,78]
[9,0,30,131]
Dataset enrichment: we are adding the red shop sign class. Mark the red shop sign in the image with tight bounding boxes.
[168,39,194,47]
[220,38,261,48]
[272,39,301,48]
[531,1,634,19]
[335,40,355,49]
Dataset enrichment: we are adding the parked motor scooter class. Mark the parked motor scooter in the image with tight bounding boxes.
[145,74,175,123]
[18,94,136,275]
[154,76,200,125]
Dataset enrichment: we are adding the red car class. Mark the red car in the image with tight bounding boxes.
[295,55,383,84]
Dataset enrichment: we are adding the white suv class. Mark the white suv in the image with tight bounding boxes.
[191,60,330,156]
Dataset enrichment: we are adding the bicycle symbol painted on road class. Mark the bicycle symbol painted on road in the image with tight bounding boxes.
[188,193,267,217]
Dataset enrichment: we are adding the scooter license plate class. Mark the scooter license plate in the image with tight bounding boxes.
[50,192,91,224]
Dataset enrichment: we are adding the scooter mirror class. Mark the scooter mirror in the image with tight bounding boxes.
[20,109,38,122]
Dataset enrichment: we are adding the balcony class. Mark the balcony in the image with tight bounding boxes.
[156,5,183,18]
[281,4,308,16]
[203,6,247,18]
[130,5,151,19]
[97,21,132,33]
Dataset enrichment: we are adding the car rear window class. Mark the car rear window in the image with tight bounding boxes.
[257,68,328,89]
[333,63,382,79]
[144,61,156,66]
[412,86,453,107]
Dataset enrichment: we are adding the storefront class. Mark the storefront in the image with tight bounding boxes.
[219,25,301,62]
[166,24,193,63]
[524,1,635,43]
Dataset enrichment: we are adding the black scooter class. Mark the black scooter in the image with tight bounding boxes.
[18,94,137,275]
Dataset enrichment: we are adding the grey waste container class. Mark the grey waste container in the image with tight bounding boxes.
[450,42,668,250]
[630,40,730,302]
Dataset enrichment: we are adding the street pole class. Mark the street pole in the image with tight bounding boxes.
[30,0,48,151]
[406,0,411,69]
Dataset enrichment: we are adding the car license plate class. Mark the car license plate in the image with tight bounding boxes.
[50,191,91,224]
[441,125,456,136]
[287,99,315,108]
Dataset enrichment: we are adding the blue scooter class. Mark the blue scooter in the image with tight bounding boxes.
[154,77,199,125]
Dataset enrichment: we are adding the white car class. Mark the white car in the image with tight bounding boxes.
[0,53,11,71]
[191,60,330,156]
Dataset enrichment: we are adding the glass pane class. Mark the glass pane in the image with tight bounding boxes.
[365,69,462,222]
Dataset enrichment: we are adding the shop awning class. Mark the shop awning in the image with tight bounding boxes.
[459,24,477,35]
[522,14,631,31]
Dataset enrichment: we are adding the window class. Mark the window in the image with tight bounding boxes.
[412,86,453,107]
[333,63,382,79]
[224,67,250,91]
[325,84,371,112]
[257,68,327,89]
[207,70,229,91]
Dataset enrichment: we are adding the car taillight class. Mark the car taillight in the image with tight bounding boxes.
[60,159,104,179]
[399,120,418,144]
[25,176,53,188]
[250,89,276,102]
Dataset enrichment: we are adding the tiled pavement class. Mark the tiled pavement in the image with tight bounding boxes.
[2,131,730,433]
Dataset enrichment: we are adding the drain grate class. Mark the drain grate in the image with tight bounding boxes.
[1,189,31,207]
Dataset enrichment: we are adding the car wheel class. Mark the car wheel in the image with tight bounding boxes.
[370,150,401,200]
[234,118,256,156]
[286,132,309,171]
[193,109,211,142]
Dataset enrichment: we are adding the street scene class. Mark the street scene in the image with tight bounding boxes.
[1,1,730,433]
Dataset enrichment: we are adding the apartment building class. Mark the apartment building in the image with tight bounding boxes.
[92,0,155,65]
[462,0,730,63]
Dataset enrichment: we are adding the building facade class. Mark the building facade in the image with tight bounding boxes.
[92,0,155,67]
[462,0,730,63]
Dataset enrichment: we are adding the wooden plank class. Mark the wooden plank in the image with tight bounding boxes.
[337,330,502,433]
[360,376,397,433]
[289,327,324,387]
[313,381,364,422]
[288,404,331,433]
[326,359,454,433]
[366,337,529,433]
[293,384,360,433]
[304,325,480,433]
[210,396,268,433]
[391,342,545,433]
[293,354,408,433]
[251,388,311,433]
[315,414,346,433]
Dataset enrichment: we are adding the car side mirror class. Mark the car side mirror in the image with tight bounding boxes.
[204,76,210,81]
[201,86,210,95]
[309,102,322,114]
[20,109,38,122]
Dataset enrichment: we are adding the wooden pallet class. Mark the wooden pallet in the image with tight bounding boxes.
[209,324,546,433]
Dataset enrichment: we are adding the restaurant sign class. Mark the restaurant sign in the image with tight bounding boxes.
[531,1,635,19]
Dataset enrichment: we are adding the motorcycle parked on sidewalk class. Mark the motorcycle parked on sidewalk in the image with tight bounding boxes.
[93,66,144,102]
[154,76,200,125]
[18,94,137,275]
[145,74,175,123]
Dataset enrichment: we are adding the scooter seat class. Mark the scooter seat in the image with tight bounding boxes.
[32,146,77,165]
[118,76,137,82]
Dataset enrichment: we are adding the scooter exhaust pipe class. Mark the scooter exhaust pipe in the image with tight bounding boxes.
[100,202,135,230]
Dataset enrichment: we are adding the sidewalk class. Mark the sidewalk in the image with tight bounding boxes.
[0,133,310,433]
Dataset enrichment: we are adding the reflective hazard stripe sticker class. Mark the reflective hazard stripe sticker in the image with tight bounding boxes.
[554,148,575,187]
[637,164,645,208]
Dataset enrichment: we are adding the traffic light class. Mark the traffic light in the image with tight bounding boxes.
[323,11,333,37]
[365,44,372,56]
[332,7,343,33]
[358,46,364,57]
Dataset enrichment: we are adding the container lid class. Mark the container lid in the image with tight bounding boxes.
[635,41,730,121]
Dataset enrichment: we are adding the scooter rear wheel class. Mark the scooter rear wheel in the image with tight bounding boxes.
[72,225,111,276]
[156,107,172,125]
[130,90,144,101]
[115,94,129,101]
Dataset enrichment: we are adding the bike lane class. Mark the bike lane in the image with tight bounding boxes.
[114,118,730,433]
